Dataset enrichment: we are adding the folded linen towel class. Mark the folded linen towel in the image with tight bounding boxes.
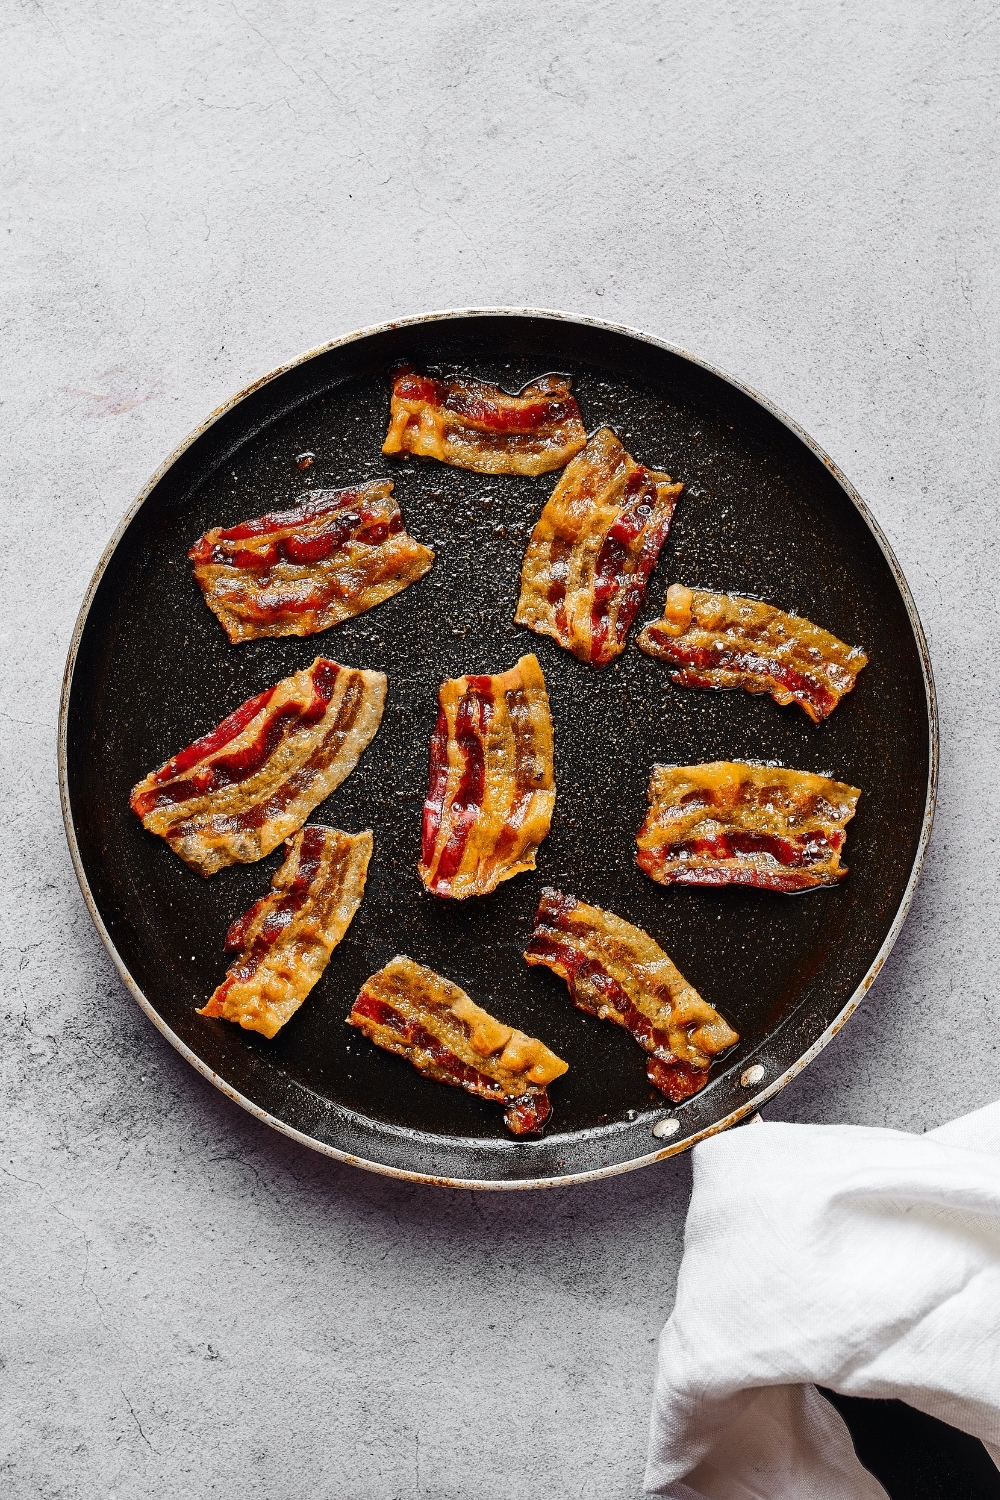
[645,1100,1000,1497]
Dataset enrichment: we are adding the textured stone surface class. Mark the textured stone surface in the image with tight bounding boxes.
[2,2,998,1495]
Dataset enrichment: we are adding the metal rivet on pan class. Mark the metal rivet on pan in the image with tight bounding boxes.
[652,1117,680,1139]
[740,1064,766,1088]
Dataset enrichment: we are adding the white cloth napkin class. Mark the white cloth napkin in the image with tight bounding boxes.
[645,1100,1000,1498]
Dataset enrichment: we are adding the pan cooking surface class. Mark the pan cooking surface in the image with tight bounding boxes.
[62,313,934,1186]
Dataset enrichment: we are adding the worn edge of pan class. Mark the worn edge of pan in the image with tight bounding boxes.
[57,306,939,1191]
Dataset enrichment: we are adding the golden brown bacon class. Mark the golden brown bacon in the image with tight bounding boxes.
[348,956,568,1135]
[515,428,683,667]
[419,653,555,899]
[637,585,867,723]
[636,762,862,893]
[198,825,372,1038]
[130,658,386,877]
[381,368,586,475]
[188,481,434,644]
[525,889,738,1103]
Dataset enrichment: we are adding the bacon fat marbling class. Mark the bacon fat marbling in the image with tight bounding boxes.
[636,762,862,892]
[525,888,738,1103]
[515,428,683,667]
[199,824,372,1038]
[637,585,867,722]
[189,480,434,643]
[419,653,555,899]
[130,657,386,876]
[381,369,586,475]
[348,955,568,1135]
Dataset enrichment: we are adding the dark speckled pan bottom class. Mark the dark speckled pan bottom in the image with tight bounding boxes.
[60,311,935,1188]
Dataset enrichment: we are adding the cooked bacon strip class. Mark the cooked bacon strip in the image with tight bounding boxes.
[637,585,867,723]
[525,888,737,1103]
[198,825,372,1038]
[515,428,683,667]
[636,762,862,892]
[419,653,555,899]
[381,368,586,475]
[188,481,434,644]
[348,955,568,1135]
[130,658,386,877]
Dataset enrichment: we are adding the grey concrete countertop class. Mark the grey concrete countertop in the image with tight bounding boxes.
[3,3,997,1496]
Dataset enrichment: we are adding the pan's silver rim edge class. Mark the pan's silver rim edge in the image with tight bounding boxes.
[57,306,939,1192]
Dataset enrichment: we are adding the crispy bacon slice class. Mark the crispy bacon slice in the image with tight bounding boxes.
[515,428,683,667]
[198,825,372,1038]
[381,368,586,475]
[130,658,387,877]
[348,955,568,1135]
[525,888,738,1103]
[637,585,868,723]
[419,653,555,899]
[636,762,862,892]
[188,481,434,644]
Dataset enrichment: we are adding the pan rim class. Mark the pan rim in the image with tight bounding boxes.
[58,306,938,1190]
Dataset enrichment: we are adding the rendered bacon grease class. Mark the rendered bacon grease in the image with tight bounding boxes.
[420,653,555,899]
[637,585,867,723]
[381,368,587,475]
[189,480,434,643]
[525,888,738,1103]
[199,825,372,1038]
[636,762,862,893]
[515,428,683,667]
[130,658,386,876]
[348,955,568,1135]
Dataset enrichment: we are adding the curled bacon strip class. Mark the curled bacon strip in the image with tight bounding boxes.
[381,368,586,475]
[348,956,568,1135]
[198,825,372,1038]
[636,762,862,892]
[419,653,555,899]
[515,428,683,667]
[130,657,386,876]
[188,480,434,643]
[637,585,868,723]
[525,888,738,1103]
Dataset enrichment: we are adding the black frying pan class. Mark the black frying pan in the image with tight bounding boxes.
[59,310,936,1188]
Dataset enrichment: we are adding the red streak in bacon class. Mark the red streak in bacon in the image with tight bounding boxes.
[490,690,536,865]
[590,471,665,664]
[213,825,328,1005]
[525,930,707,1104]
[352,992,506,1099]
[429,677,494,889]
[544,538,572,635]
[650,634,838,719]
[197,507,403,572]
[213,489,370,543]
[229,586,335,624]
[504,1092,551,1134]
[351,991,550,1135]
[671,828,843,868]
[646,1055,705,1102]
[133,663,340,817]
[421,705,450,867]
[223,670,358,835]
[392,374,579,433]
[152,688,276,784]
[393,375,439,404]
[619,518,673,635]
[635,850,839,893]
[224,898,267,951]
